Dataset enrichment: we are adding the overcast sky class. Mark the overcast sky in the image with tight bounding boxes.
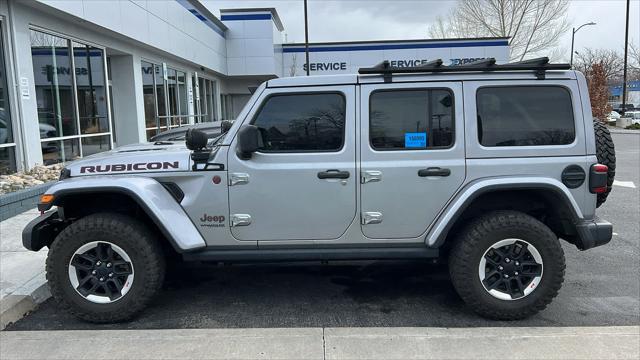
[204,0,639,61]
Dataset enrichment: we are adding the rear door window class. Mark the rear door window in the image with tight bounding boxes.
[476,86,575,147]
[369,89,454,150]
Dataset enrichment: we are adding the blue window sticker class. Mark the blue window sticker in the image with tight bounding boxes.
[405,132,428,148]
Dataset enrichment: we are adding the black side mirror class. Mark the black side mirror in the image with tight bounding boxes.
[185,128,208,151]
[236,125,260,160]
[221,120,234,132]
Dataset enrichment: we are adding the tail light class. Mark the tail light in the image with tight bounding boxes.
[589,164,608,194]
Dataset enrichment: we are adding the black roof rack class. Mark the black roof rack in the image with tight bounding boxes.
[358,57,570,81]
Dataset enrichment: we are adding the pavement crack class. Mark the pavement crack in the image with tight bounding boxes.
[322,327,326,360]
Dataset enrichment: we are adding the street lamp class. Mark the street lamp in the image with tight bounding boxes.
[570,22,596,67]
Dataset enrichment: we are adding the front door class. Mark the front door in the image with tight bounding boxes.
[360,82,465,239]
[227,85,357,241]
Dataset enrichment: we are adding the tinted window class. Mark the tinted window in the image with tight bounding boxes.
[370,89,454,150]
[477,87,575,147]
[252,93,345,151]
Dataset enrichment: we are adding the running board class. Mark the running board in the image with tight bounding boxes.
[182,247,439,262]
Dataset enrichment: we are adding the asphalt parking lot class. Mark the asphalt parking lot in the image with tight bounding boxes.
[6,133,639,331]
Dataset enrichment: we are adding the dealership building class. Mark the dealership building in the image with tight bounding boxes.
[0,0,510,174]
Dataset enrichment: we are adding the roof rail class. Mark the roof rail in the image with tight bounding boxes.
[358,57,571,81]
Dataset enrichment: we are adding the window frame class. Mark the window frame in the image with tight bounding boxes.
[475,84,577,148]
[368,87,456,152]
[249,91,348,154]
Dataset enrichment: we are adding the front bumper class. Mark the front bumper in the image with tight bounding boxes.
[22,210,63,251]
[574,217,613,250]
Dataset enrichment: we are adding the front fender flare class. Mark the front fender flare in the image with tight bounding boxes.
[426,177,584,248]
[40,177,206,252]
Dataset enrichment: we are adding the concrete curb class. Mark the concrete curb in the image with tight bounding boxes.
[0,272,50,330]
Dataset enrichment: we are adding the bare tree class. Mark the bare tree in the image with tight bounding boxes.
[428,0,570,61]
[574,48,625,85]
[628,40,640,82]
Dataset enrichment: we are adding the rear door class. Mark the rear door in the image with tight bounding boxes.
[360,82,465,239]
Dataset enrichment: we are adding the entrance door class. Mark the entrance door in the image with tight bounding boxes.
[360,82,465,239]
[227,85,356,241]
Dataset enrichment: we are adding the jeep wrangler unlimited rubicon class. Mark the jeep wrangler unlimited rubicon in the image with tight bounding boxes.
[23,58,615,322]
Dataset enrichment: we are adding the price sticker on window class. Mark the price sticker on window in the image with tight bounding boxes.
[405,132,428,148]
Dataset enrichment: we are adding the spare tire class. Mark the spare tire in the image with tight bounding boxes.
[593,120,616,207]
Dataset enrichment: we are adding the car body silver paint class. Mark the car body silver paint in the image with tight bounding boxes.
[43,176,206,251]
[66,142,191,177]
[424,176,585,247]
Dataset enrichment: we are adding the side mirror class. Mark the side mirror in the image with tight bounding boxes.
[236,125,260,160]
[221,120,234,132]
[185,128,208,151]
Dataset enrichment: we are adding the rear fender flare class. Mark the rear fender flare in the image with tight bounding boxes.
[426,177,584,248]
[41,177,206,252]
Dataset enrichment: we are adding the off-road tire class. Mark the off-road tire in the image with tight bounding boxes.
[46,213,165,323]
[449,211,565,320]
[593,120,616,207]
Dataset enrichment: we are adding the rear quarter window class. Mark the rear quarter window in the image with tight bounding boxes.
[476,86,575,147]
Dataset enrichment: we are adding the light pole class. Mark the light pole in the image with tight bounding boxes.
[570,22,596,67]
[303,0,310,76]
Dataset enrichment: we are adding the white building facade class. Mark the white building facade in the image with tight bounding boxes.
[0,0,509,174]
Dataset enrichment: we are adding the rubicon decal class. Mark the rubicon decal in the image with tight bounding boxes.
[80,161,180,173]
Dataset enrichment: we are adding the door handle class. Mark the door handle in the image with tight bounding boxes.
[418,167,451,177]
[317,169,350,179]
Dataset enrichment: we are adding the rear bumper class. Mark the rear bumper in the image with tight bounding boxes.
[574,217,613,250]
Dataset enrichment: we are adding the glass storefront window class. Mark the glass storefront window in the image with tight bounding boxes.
[31,30,112,164]
[30,30,77,139]
[81,135,111,156]
[154,64,166,118]
[73,42,108,135]
[41,138,80,165]
[141,61,157,138]
[177,71,188,125]
[1,24,17,174]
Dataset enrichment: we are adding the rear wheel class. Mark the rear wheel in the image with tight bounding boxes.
[46,213,165,323]
[449,211,565,320]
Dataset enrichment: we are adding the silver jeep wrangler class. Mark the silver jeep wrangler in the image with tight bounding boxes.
[23,58,615,322]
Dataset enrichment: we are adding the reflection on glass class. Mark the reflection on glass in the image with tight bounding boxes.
[30,30,77,139]
[41,138,80,165]
[178,71,187,117]
[167,68,177,124]
[155,64,166,118]
[370,89,454,150]
[252,93,345,151]
[81,135,111,156]
[142,61,157,140]
[0,146,17,175]
[198,77,207,122]
[206,80,215,122]
[73,42,108,134]
[0,26,13,146]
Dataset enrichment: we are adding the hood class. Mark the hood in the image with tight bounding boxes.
[66,142,192,177]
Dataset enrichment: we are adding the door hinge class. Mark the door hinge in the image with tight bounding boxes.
[230,214,252,227]
[361,170,382,184]
[362,211,383,225]
[229,173,249,186]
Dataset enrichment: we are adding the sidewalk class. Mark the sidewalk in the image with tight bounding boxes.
[1,326,639,359]
[0,209,50,329]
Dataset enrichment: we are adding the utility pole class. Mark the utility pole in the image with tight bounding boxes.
[304,0,310,76]
[621,0,630,113]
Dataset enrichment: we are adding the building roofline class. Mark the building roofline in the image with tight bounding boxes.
[282,37,510,47]
[188,0,228,31]
[220,8,284,31]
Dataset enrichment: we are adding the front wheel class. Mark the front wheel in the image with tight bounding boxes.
[449,211,565,320]
[46,213,166,323]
